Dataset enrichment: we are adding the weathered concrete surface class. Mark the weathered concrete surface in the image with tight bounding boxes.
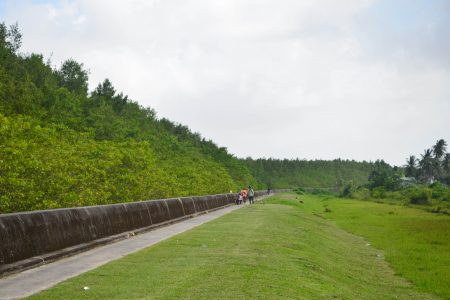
[0,190,284,278]
[0,197,271,300]
[0,193,237,269]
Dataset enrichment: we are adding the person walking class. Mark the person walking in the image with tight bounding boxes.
[236,192,243,205]
[248,186,255,204]
[240,188,248,204]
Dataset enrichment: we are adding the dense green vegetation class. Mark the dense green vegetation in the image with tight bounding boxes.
[0,114,238,212]
[30,193,437,299]
[243,158,374,189]
[300,194,449,299]
[1,23,374,212]
[405,139,450,185]
[340,140,450,214]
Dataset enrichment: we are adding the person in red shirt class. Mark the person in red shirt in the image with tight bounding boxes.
[240,188,248,203]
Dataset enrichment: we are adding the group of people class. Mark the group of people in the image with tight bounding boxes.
[236,186,255,205]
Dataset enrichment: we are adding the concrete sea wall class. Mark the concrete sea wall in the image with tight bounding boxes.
[0,190,285,275]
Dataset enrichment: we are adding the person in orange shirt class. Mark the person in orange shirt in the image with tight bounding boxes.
[240,188,248,203]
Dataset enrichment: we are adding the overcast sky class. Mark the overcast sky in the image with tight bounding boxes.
[1,0,449,165]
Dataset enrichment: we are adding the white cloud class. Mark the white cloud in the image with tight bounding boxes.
[3,0,449,165]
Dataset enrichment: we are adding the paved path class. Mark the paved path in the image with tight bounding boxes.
[0,200,264,300]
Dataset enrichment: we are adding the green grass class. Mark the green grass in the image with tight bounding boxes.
[296,193,450,299]
[30,194,437,299]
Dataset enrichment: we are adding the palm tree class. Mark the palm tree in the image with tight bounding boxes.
[443,153,450,176]
[419,149,434,183]
[431,139,447,180]
[432,139,447,160]
[404,155,417,178]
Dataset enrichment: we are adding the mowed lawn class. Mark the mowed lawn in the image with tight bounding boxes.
[30,194,441,299]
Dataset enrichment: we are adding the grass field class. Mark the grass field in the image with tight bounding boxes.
[29,193,442,299]
[299,193,450,299]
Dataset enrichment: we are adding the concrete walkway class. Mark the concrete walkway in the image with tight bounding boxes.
[0,200,262,299]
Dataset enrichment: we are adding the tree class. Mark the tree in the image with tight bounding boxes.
[368,160,401,191]
[0,22,22,54]
[432,139,447,160]
[431,139,447,181]
[443,153,450,176]
[91,79,129,113]
[341,180,354,197]
[404,155,418,178]
[419,149,434,183]
[92,78,116,99]
[56,59,89,96]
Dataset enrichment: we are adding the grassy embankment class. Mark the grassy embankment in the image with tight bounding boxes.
[30,193,446,299]
[308,194,450,299]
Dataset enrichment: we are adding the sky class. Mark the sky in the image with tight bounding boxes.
[1,0,449,166]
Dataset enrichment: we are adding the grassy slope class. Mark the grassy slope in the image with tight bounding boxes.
[302,194,450,299]
[30,194,435,299]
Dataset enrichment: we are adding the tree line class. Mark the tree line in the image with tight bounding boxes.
[405,139,450,184]
[342,140,450,213]
[243,158,374,189]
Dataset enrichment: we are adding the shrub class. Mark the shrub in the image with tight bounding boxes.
[371,187,386,199]
[429,182,450,201]
[293,187,305,195]
[311,188,332,195]
[388,191,408,202]
[341,181,354,198]
[442,176,450,185]
[351,187,371,200]
[408,188,432,205]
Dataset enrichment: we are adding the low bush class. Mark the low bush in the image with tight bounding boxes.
[371,186,386,199]
[350,187,371,200]
[311,188,333,196]
[407,187,432,205]
[293,187,305,195]
[341,181,354,198]
[428,182,450,201]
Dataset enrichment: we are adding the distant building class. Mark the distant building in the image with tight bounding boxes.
[399,177,417,187]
